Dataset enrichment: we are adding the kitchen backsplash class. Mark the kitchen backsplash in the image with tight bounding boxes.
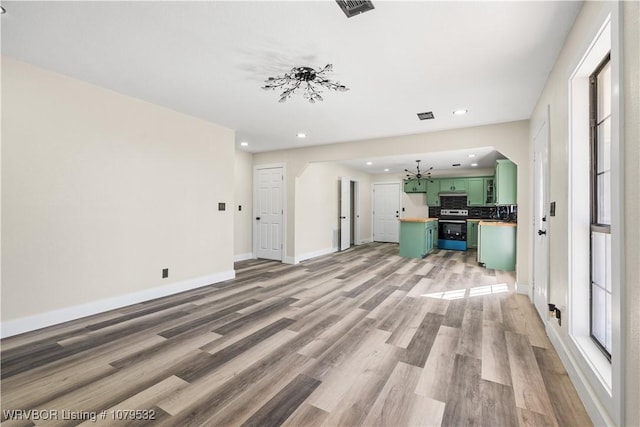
[429,196,517,221]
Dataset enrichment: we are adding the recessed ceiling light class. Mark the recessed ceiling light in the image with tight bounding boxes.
[471,163,478,167]
[240,142,249,147]
[453,109,468,115]
[366,161,373,166]
[384,168,390,172]
[297,133,306,138]
[468,154,476,158]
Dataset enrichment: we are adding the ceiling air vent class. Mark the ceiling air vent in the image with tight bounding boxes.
[336,0,375,18]
[417,111,435,120]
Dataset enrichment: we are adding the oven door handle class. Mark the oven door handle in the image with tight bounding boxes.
[439,220,466,223]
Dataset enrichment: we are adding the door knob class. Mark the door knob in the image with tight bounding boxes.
[256,217,261,220]
[340,216,346,219]
[538,229,546,235]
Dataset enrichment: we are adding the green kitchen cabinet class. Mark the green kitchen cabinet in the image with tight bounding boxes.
[484,177,495,205]
[478,223,516,271]
[426,179,440,206]
[439,178,467,193]
[467,220,480,248]
[467,178,485,206]
[399,220,437,258]
[404,178,427,193]
[494,160,517,205]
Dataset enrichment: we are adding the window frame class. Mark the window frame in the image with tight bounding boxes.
[588,53,612,360]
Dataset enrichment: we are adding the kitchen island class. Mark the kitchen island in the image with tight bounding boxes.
[399,218,438,259]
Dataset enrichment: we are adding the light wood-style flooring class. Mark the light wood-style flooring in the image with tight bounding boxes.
[1,243,592,426]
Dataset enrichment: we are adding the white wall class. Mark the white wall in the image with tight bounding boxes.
[295,162,372,261]
[529,2,639,425]
[234,150,253,261]
[254,120,530,285]
[1,58,235,336]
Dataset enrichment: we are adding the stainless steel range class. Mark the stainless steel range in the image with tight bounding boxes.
[438,209,468,251]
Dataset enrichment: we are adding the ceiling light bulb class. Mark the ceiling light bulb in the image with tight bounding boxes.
[471,163,478,167]
[297,133,306,138]
[468,154,476,158]
[453,109,468,115]
[366,161,373,166]
[240,142,249,147]
[384,168,390,172]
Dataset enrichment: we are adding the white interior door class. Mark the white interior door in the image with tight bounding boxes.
[373,183,400,243]
[533,114,550,319]
[339,177,351,251]
[255,167,283,260]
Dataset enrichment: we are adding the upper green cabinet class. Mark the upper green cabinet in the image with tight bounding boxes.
[484,177,495,205]
[439,178,467,193]
[466,178,485,206]
[403,178,427,193]
[426,179,440,206]
[405,165,515,207]
[495,160,517,205]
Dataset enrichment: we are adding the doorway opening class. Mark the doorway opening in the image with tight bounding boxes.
[339,177,360,251]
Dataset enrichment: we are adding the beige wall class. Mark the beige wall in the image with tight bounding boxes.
[1,58,235,329]
[234,150,254,259]
[295,162,372,259]
[529,1,639,425]
[254,120,530,285]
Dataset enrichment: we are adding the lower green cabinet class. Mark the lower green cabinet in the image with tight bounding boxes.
[467,220,479,249]
[399,220,438,258]
[478,223,516,270]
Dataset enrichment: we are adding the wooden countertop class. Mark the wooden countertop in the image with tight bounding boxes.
[479,221,517,227]
[399,217,438,223]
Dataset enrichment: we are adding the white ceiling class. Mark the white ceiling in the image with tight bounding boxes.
[1,0,582,173]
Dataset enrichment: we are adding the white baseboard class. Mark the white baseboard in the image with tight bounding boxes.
[359,238,373,244]
[234,252,254,262]
[546,324,613,426]
[516,282,529,294]
[0,270,236,339]
[295,247,338,264]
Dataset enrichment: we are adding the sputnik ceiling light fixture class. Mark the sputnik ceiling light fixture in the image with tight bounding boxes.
[262,64,349,103]
[405,160,433,180]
